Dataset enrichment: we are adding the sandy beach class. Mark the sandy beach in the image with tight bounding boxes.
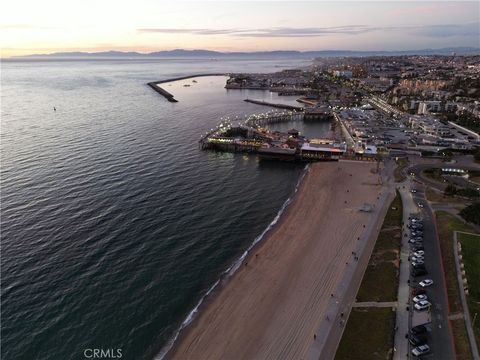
[169,161,384,360]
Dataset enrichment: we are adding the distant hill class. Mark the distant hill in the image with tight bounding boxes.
[11,47,480,59]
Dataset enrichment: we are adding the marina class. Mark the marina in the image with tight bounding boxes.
[147,73,226,102]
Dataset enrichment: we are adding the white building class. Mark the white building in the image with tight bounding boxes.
[333,70,353,79]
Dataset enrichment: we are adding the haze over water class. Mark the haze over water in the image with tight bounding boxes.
[1,58,331,360]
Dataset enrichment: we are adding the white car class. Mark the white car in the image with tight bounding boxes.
[413,294,428,303]
[419,279,434,287]
[414,300,431,311]
[412,344,430,356]
[411,260,424,266]
[411,256,424,262]
[418,203,424,208]
[413,250,425,257]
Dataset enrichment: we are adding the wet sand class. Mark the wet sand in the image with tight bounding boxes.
[170,161,383,360]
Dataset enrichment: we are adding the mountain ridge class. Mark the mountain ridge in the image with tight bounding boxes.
[10,47,480,59]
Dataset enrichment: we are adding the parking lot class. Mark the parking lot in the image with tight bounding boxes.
[403,181,455,359]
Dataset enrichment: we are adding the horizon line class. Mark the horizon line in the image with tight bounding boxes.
[4,46,480,59]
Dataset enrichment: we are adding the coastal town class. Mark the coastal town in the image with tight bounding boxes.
[217,54,480,160]
[149,55,480,360]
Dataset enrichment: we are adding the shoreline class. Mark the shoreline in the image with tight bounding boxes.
[156,164,311,360]
[165,161,386,359]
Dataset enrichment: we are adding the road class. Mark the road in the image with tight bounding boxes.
[408,163,480,193]
[405,178,455,360]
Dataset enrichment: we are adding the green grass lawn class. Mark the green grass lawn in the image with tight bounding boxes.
[335,307,396,360]
[458,232,480,347]
[435,211,478,359]
[436,212,472,314]
[357,260,397,302]
[356,192,402,302]
[450,319,472,360]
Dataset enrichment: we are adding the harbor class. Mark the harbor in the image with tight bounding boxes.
[147,73,226,102]
[147,72,383,164]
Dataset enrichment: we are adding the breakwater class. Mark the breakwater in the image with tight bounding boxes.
[244,99,304,111]
[147,83,178,102]
[148,73,227,102]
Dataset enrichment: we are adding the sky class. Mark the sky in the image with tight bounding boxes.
[0,1,479,57]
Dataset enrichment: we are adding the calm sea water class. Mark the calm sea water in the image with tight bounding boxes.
[1,58,330,360]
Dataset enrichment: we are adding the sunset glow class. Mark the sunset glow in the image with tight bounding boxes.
[1,1,479,57]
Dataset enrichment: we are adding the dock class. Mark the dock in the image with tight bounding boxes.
[147,73,227,102]
[244,99,304,111]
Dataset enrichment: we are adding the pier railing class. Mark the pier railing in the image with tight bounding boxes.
[245,111,304,127]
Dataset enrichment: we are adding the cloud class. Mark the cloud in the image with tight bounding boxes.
[138,23,480,39]
[138,25,384,37]
[410,22,480,38]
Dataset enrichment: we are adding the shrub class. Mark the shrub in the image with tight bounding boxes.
[460,203,480,225]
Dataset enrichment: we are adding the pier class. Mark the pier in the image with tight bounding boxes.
[198,111,351,162]
[147,73,227,102]
[245,111,304,127]
[244,99,304,112]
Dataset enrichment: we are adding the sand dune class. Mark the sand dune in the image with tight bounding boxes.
[169,161,383,360]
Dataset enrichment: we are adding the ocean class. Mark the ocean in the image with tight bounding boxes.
[1,58,331,360]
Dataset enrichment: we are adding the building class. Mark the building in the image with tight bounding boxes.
[300,143,346,160]
[418,101,442,114]
[333,70,353,79]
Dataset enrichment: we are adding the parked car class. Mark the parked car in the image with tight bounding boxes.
[414,300,431,311]
[411,189,417,193]
[411,220,423,224]
[410,324,427,335]
[412,248,425,253]
[413,294,428,303]
[408,334,427,346]
[412,261,425,267]
[412,344,430,356]
[410,243,421,248]
[413,250,425,257]
[418,203,424,208]
[419,279,434,287]
[411,256,424,262]
[411,288,427,296]
[412,268,428,277]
